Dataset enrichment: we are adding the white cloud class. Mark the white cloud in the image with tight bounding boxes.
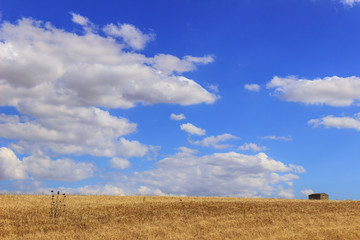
[23,154,95,181]
[301,189,314,198]
[0,180,46,194]
[116,138,148,158]
[0,147,94,181]
[289,164,306,174]
[0,181,128,195]
[244,84,261,92]
[308,114,360,131]
[0,108,147,158]
[0,17,217,108]
[74,184,125,195]
[176,146,199,155]
[238,143,266,152]
[65,183,165,196]
[170,113,186,121]
[190,133,239,149]
[138,186,166,196]
[0,147,27,180]
[0,15,217,163]
[0,16,217,108]
[269,173,299,184]
[277,187,295,199]
[180,123,206,136]
[103,23,154,50]
[109,157,131,169]
[70,12,90,26]
[208,84,219,93]
[340,0,360,6]
[146,145,161,161]
[152,54,214,74]
[267,76,360,106]
[135,149,305,198]
[138,186,152,195]
[1,147,306,198]
[261,135,293,141]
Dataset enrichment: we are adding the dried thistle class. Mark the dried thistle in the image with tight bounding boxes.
[49,190,67,218]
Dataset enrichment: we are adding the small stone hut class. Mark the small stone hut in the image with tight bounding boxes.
[308,193,329,200]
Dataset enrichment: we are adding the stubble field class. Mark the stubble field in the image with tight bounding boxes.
[0,194,359,239]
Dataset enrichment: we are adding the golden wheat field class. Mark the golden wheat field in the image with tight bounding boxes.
[0,194,360,240]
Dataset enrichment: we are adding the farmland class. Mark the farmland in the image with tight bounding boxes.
[0,194,359,239]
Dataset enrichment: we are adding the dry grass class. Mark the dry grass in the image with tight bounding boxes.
[0,194,359,239]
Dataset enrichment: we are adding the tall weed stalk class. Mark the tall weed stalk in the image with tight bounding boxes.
[49,190,66,218]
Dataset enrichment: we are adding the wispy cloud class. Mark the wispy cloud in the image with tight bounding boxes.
[238,142,266,152]
[151,54,214,74]
[189,133,239,149]
[261,136,293,141]
[70,12,90,26]
[308,114,360,131]
[208,84,219,93]
[170,113,186,121]
[244,83,261,92]
[300,189,314,198]
[180,123,206,136]
[70,12,96,32]
[340,0,360,7]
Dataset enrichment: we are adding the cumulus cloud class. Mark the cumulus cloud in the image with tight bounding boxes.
[0,108,146,158]
[109,157,131,169]
[0,147,27,180]
[308,114,360,131]
[0,16,217,107]
[0,14,218,164]
[244,84,261,92]
[261,136,293,141]
[340,0,360,6]
[1,146,305,198]
[170,113,186,121]
[0,147,94,181]
[180,123,206,136]
[23,154,95,181]
[103,23,154,50]
[267,76,360,106]
[189,133,239,149]
[134,148,305,198]
[238,143,266,152]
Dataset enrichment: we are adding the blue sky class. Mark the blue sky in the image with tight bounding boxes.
[1,0,360,199]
